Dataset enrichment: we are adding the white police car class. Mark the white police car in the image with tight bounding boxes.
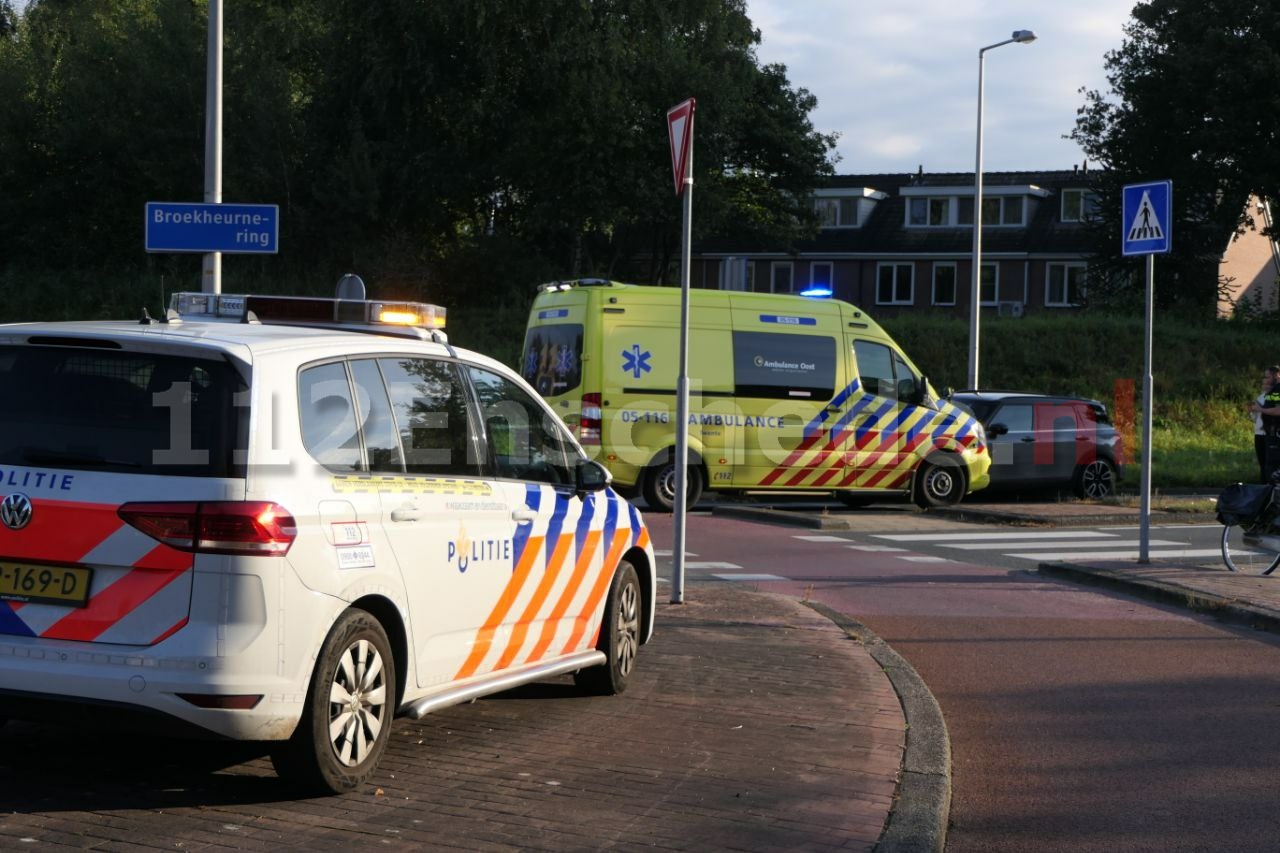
[0,283,655,794]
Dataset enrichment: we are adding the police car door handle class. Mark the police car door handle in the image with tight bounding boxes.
[390,507,422,522]
[512,508,538,524]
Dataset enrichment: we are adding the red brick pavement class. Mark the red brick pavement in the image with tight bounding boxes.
[0,581,906,851]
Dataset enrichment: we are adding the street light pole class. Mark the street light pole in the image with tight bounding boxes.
[967,29,1036,390]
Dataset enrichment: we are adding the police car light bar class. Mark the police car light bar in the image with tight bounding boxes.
[170,292,446,332]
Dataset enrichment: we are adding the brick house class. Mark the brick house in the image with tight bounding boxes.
[1218,195,1280,318]
[690,168,1100,319]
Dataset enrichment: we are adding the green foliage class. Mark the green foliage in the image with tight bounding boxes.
[1071,0,1280,311]
[0,0,836,288]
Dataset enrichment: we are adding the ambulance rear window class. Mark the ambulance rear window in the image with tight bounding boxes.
[521,324,583,397]
[0,345,247,477]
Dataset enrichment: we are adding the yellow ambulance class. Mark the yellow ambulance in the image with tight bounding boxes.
[521,280,990,511]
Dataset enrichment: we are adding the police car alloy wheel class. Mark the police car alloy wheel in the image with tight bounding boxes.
[272,608,397,794]
[575,561,641,695]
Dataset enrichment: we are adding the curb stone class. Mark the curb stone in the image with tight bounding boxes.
[805,600,950,853]
[1036,562,1280,634]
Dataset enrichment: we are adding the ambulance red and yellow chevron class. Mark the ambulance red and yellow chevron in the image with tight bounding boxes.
[757,381,983,490]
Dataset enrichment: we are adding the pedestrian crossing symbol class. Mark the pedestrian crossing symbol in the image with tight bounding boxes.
[1121,180,1172,255]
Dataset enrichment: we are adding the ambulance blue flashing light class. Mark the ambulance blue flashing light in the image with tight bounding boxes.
[800,285,833,298]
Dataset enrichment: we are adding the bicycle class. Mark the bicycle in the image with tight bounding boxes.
[1217,481,1280,574]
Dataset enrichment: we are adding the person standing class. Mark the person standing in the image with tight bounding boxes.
[1250,366,1280,480]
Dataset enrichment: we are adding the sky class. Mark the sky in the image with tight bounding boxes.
[746,0,1136,175]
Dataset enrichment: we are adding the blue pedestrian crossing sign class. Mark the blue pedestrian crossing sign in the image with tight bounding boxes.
[1121,180,1172,256]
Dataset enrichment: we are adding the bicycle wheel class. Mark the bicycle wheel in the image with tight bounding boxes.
[1220,524,1280,574]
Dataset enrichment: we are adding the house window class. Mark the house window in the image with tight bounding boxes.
[1061,189,1097,222]
[876,263,914,305]
[963,196,1025,226]
[908,197,952,227]
[932,263,957,306]
[719,258,755,291]
[771,262,794,294]
[1046,263,1087,306]
[809,261,833,292]
[815,197,860,228]
[980,263,999,305]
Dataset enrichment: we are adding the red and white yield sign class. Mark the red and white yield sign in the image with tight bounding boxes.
[667,97,696,196]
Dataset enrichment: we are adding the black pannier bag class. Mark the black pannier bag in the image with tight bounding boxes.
[1216,482,1274,526]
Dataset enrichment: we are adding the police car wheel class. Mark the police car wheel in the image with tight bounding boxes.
[1073,458,1116,499]
[575,561,641,696]
[271,609,397,794]
[641,460,703,513]
[913,456,965,508]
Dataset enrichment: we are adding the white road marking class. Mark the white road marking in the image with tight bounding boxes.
[847,544,909,552]
[1007,548,1224,561]
[875,531,1118,542]
[713,573,787,581]
[685,561,744,570]
[899,556,952,563]
[792,535,853,542]
[943,538,1184,550]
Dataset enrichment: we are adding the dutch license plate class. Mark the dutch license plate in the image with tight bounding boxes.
[0,562,93,607]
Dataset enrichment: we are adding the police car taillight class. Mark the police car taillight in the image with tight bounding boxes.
[580,392,602,444]
[118,501,297,556]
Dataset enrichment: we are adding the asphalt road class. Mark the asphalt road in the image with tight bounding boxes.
[648,507,1280,852]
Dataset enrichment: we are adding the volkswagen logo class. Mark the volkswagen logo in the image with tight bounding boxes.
[1,493,33,531]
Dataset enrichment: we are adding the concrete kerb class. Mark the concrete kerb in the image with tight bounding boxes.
[805,600,950,853]
[1037,562,1280,634]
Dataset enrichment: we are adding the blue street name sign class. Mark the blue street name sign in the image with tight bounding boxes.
[1121,181,1172,256]
[145,202,279,254]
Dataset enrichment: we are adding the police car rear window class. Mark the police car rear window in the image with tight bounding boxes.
[0,345,246,477]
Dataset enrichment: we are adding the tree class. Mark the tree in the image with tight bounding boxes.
[1071,0,1280,312]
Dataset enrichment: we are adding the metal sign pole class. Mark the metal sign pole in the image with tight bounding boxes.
[202,0,223,294]
[672,145,693,605]
[1122,180,1170,564]
[1139,253,1154,562]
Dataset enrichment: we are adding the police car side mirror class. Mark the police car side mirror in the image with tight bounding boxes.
[576,459,612,494]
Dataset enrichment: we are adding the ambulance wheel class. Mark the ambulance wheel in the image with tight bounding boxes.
[575,561,641,695]
[271,608,396,794]
[640,459,703,512]
[913,456,965,508]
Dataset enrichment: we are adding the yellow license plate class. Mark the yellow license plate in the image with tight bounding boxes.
[0,562,93,607]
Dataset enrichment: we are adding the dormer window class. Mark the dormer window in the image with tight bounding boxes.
[903,183,1046,229]
[908,197,953,226]
[957,196,1025,226]
[813,187,887,228]
[815,196,860,228]
[1061,188,1098,222]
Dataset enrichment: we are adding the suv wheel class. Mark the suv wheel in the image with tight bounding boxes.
[1074,458,1117,499]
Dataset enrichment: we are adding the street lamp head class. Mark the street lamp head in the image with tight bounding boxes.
[1012,29,1037,43]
